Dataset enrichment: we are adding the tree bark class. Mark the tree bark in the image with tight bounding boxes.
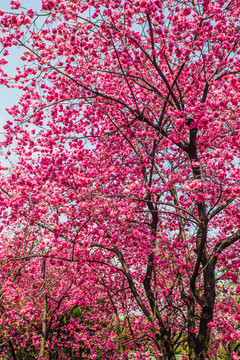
[8,340,17,360]
[39,292,47,358]
[39,260,47,359]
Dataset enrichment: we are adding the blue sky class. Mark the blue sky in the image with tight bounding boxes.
[0,0,41,132]
[0,0,41,162]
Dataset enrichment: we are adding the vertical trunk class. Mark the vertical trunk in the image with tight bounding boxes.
[188,296,197,360]
[8,340,17,360]
[39,292,47,358]
[39,259,47,359]
[165,343,176,360]
[195,257,215,360]
[143,252,176,360]
[155,333,176,360]
[156,333,176,360]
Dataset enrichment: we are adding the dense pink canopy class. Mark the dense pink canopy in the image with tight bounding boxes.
[0,0,240,359]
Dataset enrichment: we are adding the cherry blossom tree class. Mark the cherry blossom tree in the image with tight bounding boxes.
[0,0,240,359]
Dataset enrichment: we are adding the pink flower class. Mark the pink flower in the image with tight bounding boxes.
[27,9,34,18]
[123,188,130,195]
[10,0,21,10]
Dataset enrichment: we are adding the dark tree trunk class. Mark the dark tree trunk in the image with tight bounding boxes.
[195,256,215,360]
[8,340,17,360]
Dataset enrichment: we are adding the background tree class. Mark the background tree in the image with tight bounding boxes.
[0,0,240,359]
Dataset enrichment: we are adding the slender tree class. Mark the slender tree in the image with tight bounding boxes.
[0,0,240,359]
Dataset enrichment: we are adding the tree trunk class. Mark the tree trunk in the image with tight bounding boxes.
[8,340,17,360]
[39,259,47,359]
[39,292,47,358]
[196,258,215,360]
